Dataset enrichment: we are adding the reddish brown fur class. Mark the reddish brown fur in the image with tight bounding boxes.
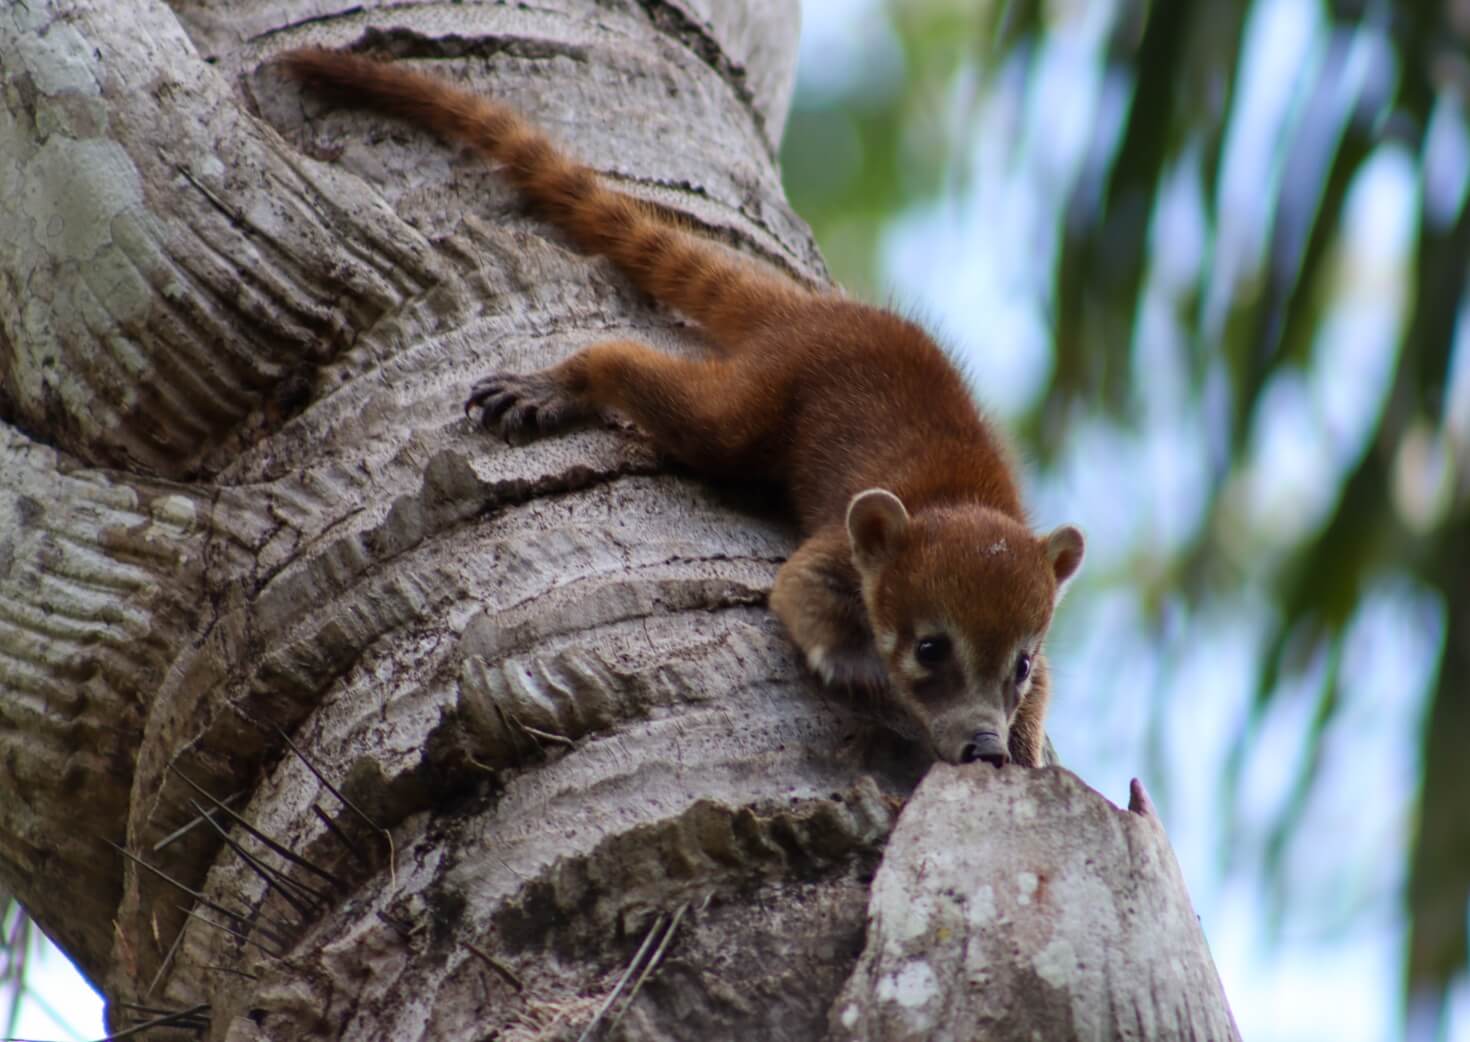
[277,48,1084,767]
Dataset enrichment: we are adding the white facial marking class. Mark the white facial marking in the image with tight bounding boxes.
[955,634,982,685]
[982,538,1009,557]
[875,629,898,657]
[898,656,928,683]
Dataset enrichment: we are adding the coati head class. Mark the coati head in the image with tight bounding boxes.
[846,488,1084,766]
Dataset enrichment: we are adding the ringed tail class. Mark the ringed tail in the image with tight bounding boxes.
[276,48,808,345]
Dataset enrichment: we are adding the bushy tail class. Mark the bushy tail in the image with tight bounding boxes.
[277,48,808,345]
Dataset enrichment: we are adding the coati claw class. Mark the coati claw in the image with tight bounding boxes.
[464,371,588,442]
[806,646,836,685]
[805,643,886,690]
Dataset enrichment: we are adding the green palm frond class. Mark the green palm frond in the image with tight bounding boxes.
[784,0,1470,1031]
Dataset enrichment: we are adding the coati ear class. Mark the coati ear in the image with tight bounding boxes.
[1043,525,1085,595]
[846,489,910,572]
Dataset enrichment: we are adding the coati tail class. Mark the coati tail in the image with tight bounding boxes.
[276,48,807,345]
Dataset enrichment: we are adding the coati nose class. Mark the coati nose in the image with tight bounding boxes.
[961,731,1009,767]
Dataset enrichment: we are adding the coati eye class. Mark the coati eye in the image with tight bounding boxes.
[914,635,951,668]
[1015,652,1032,683]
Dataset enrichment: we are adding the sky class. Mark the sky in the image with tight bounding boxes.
[7,1,1470,1039]
[7,921,102,1039]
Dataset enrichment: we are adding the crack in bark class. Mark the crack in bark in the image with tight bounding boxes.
[627,0,771,160]
[490,779,894,954]
[252,5,772,158]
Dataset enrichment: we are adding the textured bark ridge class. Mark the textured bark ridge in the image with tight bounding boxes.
[0,1,1238,1039]
[831,768,1243,1042]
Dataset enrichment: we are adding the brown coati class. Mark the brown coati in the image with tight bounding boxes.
[277,48,1085,767]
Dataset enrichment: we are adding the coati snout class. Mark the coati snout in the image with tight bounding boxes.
[961,731,1009,767]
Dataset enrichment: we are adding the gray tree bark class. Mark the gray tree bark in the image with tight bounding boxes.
[0,2,1239,1039]
[834,769,1241,1041]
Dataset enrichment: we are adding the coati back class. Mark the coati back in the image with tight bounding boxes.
[278,48,1085,767]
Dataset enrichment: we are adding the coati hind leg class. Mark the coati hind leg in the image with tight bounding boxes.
[769,525,887,690]
[466,339,782,472]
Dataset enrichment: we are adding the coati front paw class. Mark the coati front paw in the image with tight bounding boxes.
[464,371,590,442]
[805,643,887,690]
[806,646,838,686]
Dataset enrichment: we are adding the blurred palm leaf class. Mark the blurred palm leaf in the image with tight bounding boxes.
[2,894,32,1037]
[784,0,1470,1033]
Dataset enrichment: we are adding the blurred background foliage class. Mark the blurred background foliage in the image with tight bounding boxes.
[784,0,1467,1039]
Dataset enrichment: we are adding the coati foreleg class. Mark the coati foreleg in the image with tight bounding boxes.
[467,340,780,473]
[769,525,886,690]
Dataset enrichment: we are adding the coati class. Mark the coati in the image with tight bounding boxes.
[277,48,1085,767]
